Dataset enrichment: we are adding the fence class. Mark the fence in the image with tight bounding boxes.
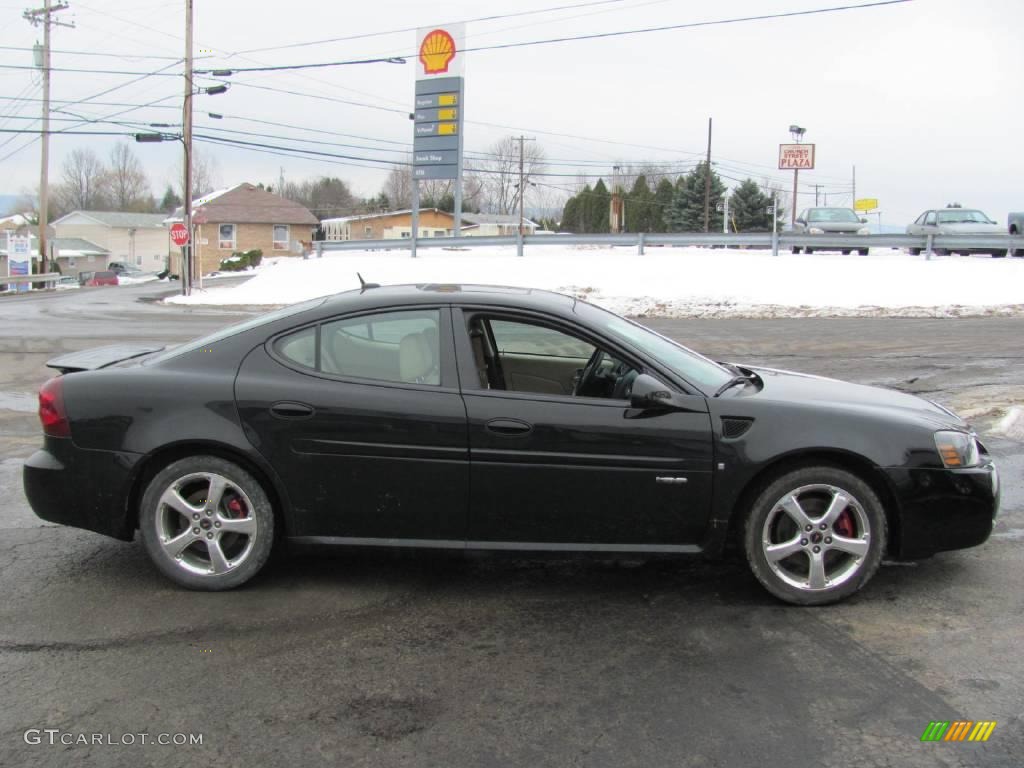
[0,272,60,291]
[315,232,1024,260]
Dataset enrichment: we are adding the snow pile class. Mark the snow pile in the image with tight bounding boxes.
[163,246,1024,318]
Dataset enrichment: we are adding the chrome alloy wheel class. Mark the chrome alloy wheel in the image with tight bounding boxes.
[154,471,258,577]
[761,483,871,592]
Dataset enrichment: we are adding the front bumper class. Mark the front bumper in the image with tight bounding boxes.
[23,437,142,541]
[882,461,1000,559]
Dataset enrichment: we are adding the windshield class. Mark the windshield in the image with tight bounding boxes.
[146,297,327,364]
[936,210,992,224]
[807,208,859,223]
[576,302,731,392]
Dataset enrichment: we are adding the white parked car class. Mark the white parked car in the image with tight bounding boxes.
[906,207,1007,257]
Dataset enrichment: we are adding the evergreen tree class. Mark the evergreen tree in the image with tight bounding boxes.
[588,179,611,233]
[625,175,654,232]
[159,184,181,213]
[651,177,675,232]
[728,178,777,232]
[666,162,726,232]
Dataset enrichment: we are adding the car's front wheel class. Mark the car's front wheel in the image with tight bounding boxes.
[139,456,275,590]
[743,466,886,605]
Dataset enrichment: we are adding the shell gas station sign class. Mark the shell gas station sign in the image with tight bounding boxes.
[413,24,465,182]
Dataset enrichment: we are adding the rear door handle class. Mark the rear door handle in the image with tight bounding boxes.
[485,418,533,436]
[270,401,315,419]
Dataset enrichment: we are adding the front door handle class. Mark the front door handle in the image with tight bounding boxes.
[270,401,315,419]
[485,418,533,436]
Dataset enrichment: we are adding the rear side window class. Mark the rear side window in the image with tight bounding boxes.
[275,309,441,386]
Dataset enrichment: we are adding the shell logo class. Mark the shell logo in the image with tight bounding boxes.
[419,29,456,75]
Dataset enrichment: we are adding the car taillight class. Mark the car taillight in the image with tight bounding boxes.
[39,376,70,437]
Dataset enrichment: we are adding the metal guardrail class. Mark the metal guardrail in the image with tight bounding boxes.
[0,272,60,289]
[314,232,1024,260]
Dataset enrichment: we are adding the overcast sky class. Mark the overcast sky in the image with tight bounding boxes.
[0,0,1020,225]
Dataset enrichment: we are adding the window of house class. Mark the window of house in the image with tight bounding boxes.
[364,226,373,236]
[219,224,236,250]
[68,257,76,267]
[273,224,289,250]
[400,231,410,238]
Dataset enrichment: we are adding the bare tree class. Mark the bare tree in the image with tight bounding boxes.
[383,161,413,209]
[108,143,153,211]
[174,147,221,199]
[55,148,111,212]
[481,136,546,214]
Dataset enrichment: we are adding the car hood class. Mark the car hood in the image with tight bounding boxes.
[739,365,963,428]
[810,222,864,233]
[938,222,1003,234]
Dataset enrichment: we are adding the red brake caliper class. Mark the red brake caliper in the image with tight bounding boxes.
[226,496,245,519]
[834,510,855,538]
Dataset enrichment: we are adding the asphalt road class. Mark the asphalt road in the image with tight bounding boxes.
[0,282,1021,768]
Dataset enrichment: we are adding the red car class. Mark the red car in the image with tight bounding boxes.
[82,270,119,287]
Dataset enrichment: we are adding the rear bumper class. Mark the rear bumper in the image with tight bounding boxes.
[882,462,1000,559]
[22,437,141,541]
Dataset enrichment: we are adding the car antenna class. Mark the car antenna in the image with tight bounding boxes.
[357,273,380,292]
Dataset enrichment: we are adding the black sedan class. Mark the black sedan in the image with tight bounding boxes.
[23,285,999,605]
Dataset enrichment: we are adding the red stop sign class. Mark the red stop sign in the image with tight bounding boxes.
[170,222,190,246]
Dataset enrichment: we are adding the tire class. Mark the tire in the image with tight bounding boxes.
[742,465,887,606]
[935,248,950,256]
[991,250,1008,258]
[139,456,275,590]
[909,248,921,256]
[805,247,814,254]
[791,246,802,254]
[858,248,869,256]
[841,249,850,255]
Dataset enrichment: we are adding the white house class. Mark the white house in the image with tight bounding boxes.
[52,211,170,273]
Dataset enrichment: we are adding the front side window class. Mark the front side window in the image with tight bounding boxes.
[273,224,289,250]
[925,211,937,225]
[219,224,236,250]
[470,316,636,399]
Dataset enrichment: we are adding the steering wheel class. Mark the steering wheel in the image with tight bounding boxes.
[573,348,606,397]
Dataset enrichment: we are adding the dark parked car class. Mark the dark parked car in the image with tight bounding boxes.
[23,285,999,605]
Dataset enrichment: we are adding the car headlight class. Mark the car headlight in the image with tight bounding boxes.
[857,227,871,235]
[934,430,980,468]
[808,227,824,234]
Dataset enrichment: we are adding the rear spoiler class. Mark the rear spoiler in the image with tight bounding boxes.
[46,344,166,374]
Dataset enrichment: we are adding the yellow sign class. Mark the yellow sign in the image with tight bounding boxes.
[438,94,458,106]
[437,108,458,121]
[419,29,456,75]
[855,198,879,212]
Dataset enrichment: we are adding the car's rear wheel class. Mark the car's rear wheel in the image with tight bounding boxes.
[139,456,274,590]
[858,248,869,256]
[791,246,802,254]
[805,247,814,254]
[841,249,851,255]
[991,249,1008,258]
[743,466,886,606]
[909,248,921,255]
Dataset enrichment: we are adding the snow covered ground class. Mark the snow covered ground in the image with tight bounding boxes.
[163,246,1024,318]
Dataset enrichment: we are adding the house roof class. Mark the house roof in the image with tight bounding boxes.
[166,183,319,226]
[321,208,449,224]
[52,237,110,256]
[463,213,539,227]
[52,211,168,229]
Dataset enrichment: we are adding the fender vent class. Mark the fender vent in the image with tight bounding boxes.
[721,417,753,439]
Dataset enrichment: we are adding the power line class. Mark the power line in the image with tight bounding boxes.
[0,44,187,60]
[204,1,912,74]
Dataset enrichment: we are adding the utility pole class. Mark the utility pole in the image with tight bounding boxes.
[182,0,193,295]
[702,117,712,233]
[851,164,856,208]
[814,184,821,206]
[24,0,72,275]
[516,135,535,236]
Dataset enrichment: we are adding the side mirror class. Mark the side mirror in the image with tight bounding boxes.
[859,217,868,224]
[795,218,806,225]
[630,373,675,410]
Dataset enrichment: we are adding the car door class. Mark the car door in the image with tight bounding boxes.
[453,308,715,548]
[234,305,469,543]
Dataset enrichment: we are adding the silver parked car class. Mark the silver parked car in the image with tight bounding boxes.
[906,207,1007,257]
[791,208,871,254]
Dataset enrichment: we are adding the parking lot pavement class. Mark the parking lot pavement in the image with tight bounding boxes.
[0,285,1021,766]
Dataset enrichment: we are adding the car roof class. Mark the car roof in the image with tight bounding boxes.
[318,283,578,314]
